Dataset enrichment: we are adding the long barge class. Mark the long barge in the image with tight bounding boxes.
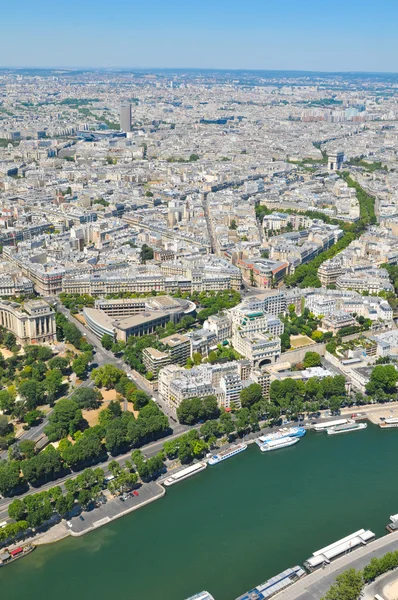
[0,544,35,567]
[208,443,247,466]
[260,437,300,453]
[255,427,306,447]
[304,529,375,571]
[386,513,398,533]
[185,592,215,600]
[235,565,306,600]
[380,418,398,429]
[313,419,348,431]
[327,421,367,435]
[164,462,207,486]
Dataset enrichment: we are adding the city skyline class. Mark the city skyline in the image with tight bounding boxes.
[2,0,398,72]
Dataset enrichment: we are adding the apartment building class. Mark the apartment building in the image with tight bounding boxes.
[203,312,232,343]
[232,331,281,365]
[142,347,171,377]
[158,360,270,411]
[187,329,218,358]
[219,373,242,409]
[317,258,343,286]
[322,311,357,334]
[0,274,33,297]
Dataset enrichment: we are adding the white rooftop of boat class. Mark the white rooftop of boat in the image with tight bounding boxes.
[305,529,375,568]
[313,419,347,430]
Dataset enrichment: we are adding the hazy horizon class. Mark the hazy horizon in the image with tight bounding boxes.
[3,0,398,72]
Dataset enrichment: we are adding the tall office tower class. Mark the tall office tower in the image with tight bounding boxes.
[120,102,132,132]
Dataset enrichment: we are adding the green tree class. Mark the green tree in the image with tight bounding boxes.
[0,389,15,413]
[63,322,83,348]
[24,409,44,427]
[21,445,64,485]
[240,383,263,408]
[4,332,16,351]
[91,364,124,389]
[133,390,151,411]
[140,244,154,263]
[303,351,322,368]
[0,414,11,437]
[280,332,291,352]
[71,387,102,410]
[44,369,64,404]
[48,356,70,373]
[366,365,398,396]
[0,460,23,496]
[71,353,91,379]
[44,398,88,442]
[8,498,26,521]
[322,568,363,600]
[219,410,235,437]
[61,428,104,469]
[101,334,114,350]
[19,439,36,459]
[18,379,43,409]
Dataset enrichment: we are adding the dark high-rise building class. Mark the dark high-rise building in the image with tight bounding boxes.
[120,102,132,132]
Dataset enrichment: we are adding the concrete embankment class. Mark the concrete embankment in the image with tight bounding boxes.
[69,481,166,537]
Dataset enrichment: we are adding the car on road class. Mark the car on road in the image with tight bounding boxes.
[133,491,139,497]
[79,515,84,521]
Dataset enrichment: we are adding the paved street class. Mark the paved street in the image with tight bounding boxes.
[68,481,164,536]
[273,531,398,600]
[0,424,198,521]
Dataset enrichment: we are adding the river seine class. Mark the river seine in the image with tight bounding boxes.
[1,424,397,600]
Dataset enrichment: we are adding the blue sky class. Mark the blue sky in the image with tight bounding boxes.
[2,0,398,71]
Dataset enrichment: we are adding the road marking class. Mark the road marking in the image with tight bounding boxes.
[94,517,111,527]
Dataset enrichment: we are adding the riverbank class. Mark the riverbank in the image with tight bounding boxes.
[2,426,398,600]
[1,417,372,548]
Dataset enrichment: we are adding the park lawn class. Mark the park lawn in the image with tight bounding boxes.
[82,407,102,427]
[289,334,315,349]
[0,348,14,359]
[74,314,86,325]
[101,388,118,401]
[82,389,133,427]
[127,401,139,418]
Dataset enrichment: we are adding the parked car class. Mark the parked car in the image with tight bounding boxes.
[133,490,139,497]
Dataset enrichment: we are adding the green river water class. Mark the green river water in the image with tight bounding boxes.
[1,424,398,600]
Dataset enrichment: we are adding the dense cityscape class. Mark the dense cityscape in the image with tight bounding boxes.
[1,66,398,599]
